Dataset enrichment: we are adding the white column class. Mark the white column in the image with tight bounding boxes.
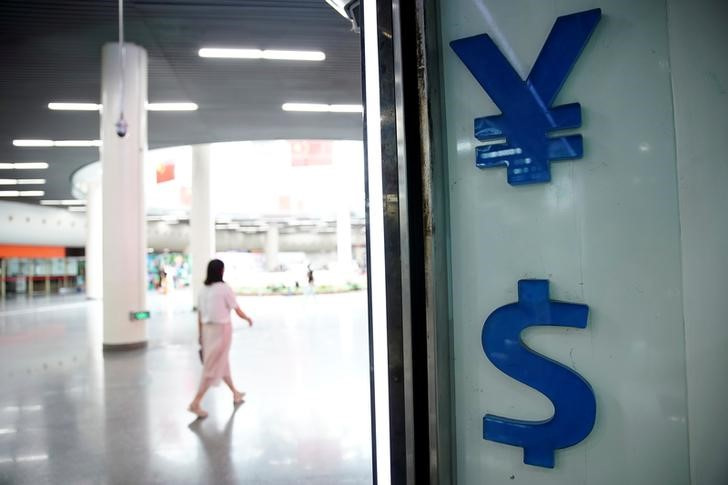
[28,259,34,295]
[336,204,353,270]
[44,260,51,295]
[265,224,279,271]
[100,42,148,349]
[85,178,103,299]
[62,258,68,289]
[190,144,215,309]
[0,259,6,300]
[334,143,355,271]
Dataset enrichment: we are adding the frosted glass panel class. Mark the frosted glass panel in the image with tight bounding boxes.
[438,1,689,484]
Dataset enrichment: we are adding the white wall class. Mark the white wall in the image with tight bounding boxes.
[0,201,86,246]
[440,1,693,483]
[149,222,365,253]
[668,1,728,483]
[0,203,364,255]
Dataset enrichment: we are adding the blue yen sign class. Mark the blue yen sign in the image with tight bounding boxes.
[450,9,601,185]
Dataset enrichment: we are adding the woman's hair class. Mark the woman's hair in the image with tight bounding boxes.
[204,259,224,286]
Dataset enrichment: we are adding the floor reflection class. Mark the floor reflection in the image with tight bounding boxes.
[0,290,373,484]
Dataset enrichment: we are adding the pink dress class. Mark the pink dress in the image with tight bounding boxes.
[201,323,232,384]
[198,282,238,385]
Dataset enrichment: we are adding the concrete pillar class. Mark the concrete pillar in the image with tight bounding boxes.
[0,259,5,300]
[28,259,34,295]
[100,42,148,349]
[265,224,279,271]
[190,144,215,309]
[336,205,353,270]
[44,259,51,295]
[62,258,69,289]
[85,178,103,299]
[334,145,355,271]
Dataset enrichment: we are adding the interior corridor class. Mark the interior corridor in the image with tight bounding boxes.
[0,290,372,484]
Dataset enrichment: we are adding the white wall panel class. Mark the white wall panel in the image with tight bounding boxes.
[0,201,85,246]
[439,1,689,483]
[668,1,728,483]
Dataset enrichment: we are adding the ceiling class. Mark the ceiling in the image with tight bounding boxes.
[0,0,362,203]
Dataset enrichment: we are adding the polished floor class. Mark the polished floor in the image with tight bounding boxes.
[0,289,373,484]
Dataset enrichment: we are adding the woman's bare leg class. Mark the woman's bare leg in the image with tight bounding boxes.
[188,379,212,418]
[223,376,245,403]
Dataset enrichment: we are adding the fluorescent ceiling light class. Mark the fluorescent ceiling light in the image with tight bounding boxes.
[0,179,45,185]
[0,190,44,197]
[329,104,364,113]
[146,102,198,111]
[282,103,363,113]
[40,199,86,206]
[0,162,49,170]
[13,139,101,147]
[53,140,102,147]
[199,48,325,61]
[12,140,53,147]
[68,206,87,212]
[48,102,198,112]
[48,102,101,111]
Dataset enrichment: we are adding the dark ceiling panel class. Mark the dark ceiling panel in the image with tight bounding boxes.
[0,0,362,202]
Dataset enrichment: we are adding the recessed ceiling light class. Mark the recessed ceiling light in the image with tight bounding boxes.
[48,103,101,111]
[0,179,45,185]
[13,140,101,147]
[282,103,363,113]
[0,190,44,197]
[0,162,49,170]
[199,48,325,61]
[146,102,198,111]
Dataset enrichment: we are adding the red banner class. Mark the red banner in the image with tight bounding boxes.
[156,161,175,183]
[290,140,332,166]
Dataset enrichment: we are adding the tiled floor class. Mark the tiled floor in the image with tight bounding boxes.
[0,289,373,484]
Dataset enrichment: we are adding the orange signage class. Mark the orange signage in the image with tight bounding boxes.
[0,245,65,258]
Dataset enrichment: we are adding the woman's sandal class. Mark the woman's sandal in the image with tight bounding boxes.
[233,391,246,405]
[188,404,208,419]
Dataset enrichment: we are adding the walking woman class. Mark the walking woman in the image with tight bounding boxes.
[188,259,253,418]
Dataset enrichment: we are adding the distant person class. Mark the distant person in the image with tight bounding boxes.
[306,264,315,295]
[188,259,253,419]
[158,265,166,291]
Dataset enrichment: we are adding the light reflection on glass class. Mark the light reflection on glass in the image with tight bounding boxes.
[269,457,296,466]
[154,447,197,463]
[15,454,49,462]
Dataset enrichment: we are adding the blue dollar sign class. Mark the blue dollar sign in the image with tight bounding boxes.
[481,280,596,468]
